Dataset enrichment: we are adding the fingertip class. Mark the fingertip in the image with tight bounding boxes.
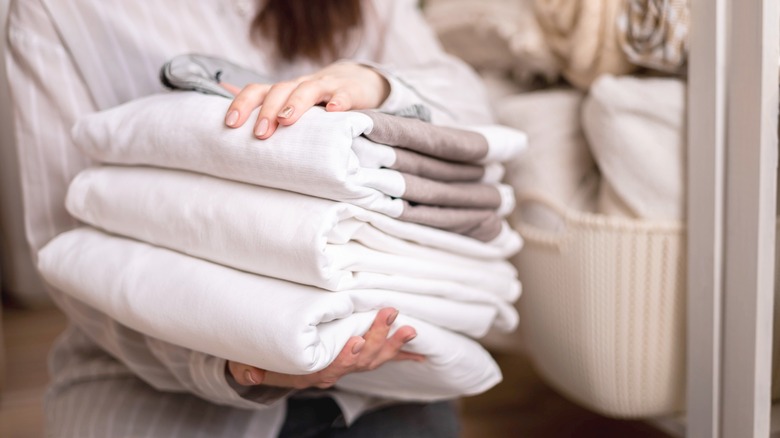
[277,105,294,119]
[276,115,297,126]
[255,119,278,140]
[225,109,239,127]
[276,104,304,126]
[395,325,416,342]
[386,308,399,326]
[250,368,267,385]
[327,92,352,112]
[254,118,269,137]
[376,307,398,324]
[244,369,258,385]
[352,338,366,354]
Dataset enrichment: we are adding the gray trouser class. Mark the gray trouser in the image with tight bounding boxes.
[278,396,460,438]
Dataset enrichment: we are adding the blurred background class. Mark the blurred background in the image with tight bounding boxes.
[0,0,750,436]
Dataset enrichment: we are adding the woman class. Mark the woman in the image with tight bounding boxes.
[6,0,492,436]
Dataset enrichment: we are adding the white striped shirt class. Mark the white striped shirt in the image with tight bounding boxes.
[5,0,492,436]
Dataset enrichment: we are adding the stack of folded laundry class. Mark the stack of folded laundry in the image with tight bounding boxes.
[37,91,527,401]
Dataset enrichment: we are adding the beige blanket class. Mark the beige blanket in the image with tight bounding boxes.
[533,0,635,89]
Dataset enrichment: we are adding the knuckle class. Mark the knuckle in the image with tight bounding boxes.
[235,84,264,101]
[343,355,359,368]
[231,95,251,107]
[271,80,296,91]
[371,318,389,332]
[257,105,276,117]
[297,78,318,88]
[293,81,324,100]
[257,104,277,117]
[244,83,264,92]
[317,73,336,83]
[304,77,335,93]
[283,94,303,107]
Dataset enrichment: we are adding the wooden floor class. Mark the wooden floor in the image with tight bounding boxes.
[0,304,670,437]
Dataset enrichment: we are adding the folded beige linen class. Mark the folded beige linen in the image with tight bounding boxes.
[533,0,636,89]
[424,0,561,85]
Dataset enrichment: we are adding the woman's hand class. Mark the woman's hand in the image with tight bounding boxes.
[222,62,390,139]
[227,307,424,389]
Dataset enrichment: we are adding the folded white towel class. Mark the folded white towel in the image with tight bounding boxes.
[38,227,503,401]
[71,92,526,241]
[66,166,522,307]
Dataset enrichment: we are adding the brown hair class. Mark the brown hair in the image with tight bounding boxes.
[253,0,364,63]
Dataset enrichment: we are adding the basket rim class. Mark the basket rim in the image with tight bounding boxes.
[515,192,684,234]
[563,207,684,232]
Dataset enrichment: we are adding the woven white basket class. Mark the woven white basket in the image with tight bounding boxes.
[513,192,685,418]
[511,193,780,418]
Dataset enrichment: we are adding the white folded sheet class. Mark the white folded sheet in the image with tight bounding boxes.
[71,92,526,241]
[66,166,521,308]
[38,227,503,401]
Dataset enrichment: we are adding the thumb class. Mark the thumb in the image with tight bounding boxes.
[325,92,353,112]
[227,361,266,386]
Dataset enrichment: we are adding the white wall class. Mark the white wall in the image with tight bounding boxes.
[0,0,50,307]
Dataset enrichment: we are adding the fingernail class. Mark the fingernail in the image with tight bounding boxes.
[244,369,257,385]
[352,339,365,354]
[278,106,294,119]
[386,309,399,326]
[255,118,269,137]
[225,110,239,127]
[404,333,417,343]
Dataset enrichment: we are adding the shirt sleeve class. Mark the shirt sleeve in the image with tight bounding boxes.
[372,0,495,126]
[5,0,290,410]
